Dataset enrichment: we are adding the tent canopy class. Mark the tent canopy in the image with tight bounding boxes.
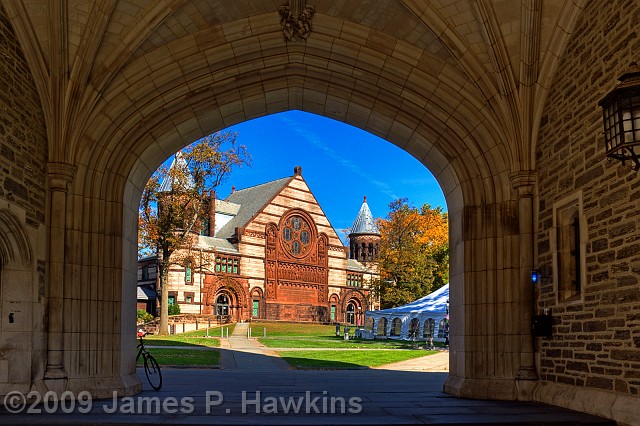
[364,284,449,341]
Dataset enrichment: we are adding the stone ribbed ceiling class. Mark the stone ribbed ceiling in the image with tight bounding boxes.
[1,0,585,205]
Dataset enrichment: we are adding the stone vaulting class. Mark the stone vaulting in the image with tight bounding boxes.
[0,1,639,424]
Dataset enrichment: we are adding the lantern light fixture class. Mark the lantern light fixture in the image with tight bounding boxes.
[531,269,540,285]
[598,62,640,170]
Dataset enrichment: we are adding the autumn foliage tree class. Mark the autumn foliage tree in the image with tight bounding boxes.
[373,198,449,309]
[138,131,250,334]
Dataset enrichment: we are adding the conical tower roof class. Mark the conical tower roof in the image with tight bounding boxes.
[158,151,195,192]
[350,196,380,235]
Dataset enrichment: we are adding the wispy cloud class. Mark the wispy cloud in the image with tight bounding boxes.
[277,114,399,200]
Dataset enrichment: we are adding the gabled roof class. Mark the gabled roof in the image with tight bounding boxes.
[350,197,380,235]
[215,176,293,239]
[159,152,195,192]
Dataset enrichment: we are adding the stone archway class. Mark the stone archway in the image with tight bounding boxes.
[203,276,249,322]
[341,290,366,327]
[0,0,587,402]
[0,209,40,395]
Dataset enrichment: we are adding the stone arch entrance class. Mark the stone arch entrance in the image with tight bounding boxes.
[203,276,249,322]
[0,209,40,394]
[342,291,366,326]
[0,0,578,402]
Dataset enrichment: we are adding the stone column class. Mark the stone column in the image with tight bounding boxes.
[511,171,538,398]
[44,162,76,386]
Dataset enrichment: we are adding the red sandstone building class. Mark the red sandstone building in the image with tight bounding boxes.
[138,162,380,324]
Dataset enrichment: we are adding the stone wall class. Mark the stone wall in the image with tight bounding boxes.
[536,0,640,407]
[0,6,47,397]
[0,8,47,226]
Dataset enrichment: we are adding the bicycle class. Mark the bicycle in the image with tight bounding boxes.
[136,329,162,390]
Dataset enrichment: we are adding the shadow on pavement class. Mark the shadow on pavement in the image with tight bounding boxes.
[0,347,614,425]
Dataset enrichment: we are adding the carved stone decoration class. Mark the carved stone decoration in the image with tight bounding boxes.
[278,0,315,42]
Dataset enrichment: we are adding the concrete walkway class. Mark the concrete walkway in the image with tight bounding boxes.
[0,329,613,425]
[218,322,289,370]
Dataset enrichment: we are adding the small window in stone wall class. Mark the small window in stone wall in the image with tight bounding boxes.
[552,193,586,304]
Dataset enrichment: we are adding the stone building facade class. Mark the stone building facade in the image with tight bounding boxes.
[1,1,640,424]
[139,164,379,325]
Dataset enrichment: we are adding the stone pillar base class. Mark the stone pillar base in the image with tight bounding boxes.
[39,373,141,399]
[443,375,519,400]
[534,381,629,425]
[43,377,68,395]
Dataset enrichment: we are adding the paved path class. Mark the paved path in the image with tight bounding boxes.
[219,322,290,370]
[0,329,613,425]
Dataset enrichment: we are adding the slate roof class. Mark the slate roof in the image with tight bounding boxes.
[197,235,239,253]
[137,286,157,300]
[347,258,368,272]
[350,198,380,235]
[215,177,293,239]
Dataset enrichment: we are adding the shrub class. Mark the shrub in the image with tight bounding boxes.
[168,304,181,316]
[137,308,154,323]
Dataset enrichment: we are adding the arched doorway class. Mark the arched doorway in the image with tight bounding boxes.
[0,209,39,394]
[251,288,264,319]
[215,293,230,316]
[345,301,356,325]
[343,296,364,326]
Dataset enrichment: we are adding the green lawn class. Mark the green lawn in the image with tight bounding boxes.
[138,326,231,367]
[250,321,427,349]
[249,321,336,337]
[143,324,235,347]
[258,336,421,349]
[278,350,437,369]
[139,347,220,367]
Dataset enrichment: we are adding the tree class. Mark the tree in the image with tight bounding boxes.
[138,131,250,334]
[373,198,448,309]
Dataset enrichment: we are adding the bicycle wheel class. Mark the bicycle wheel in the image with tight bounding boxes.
[143,354,163,390]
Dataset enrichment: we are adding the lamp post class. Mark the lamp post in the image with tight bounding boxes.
[599,62,640,170]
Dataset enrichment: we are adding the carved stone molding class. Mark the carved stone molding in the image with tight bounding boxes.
[47,162,76,192]
[278,0,315,42]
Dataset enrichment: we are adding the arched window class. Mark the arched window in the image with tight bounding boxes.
[409,318,420,338]
[423,318,436,338]
[437,318,449,338]
[390,318,402,336]
[364,316,374,331]
[376,317,388,336]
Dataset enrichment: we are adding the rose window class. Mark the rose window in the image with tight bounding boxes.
[282,215,312,257]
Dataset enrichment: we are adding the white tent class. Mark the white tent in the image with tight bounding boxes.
[364,284,449,341]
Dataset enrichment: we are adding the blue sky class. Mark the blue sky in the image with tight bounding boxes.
[210,110,446,237]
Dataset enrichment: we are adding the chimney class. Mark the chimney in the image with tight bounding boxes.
[294,166,302,176]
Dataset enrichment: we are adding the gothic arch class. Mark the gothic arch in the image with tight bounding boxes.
[0,209,32,268]
[0,1,570,402]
